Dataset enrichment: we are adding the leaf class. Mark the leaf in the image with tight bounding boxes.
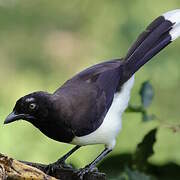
[142,112,156,122]
[109,167,156,180]
[125,167,156,180]
[139,81,154,108]
[133,128,157,170]
[125,105,144,113]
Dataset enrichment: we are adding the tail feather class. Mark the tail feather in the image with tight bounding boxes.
[124,9,180,76]
[125,16,166,60]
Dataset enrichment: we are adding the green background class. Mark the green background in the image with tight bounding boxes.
[0,0,180,176]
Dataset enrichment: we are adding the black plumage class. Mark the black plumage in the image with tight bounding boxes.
[12,60,124,142]
[4,11,180,178]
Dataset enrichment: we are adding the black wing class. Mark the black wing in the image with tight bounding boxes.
[53,59,124,136]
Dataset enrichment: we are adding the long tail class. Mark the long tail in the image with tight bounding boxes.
[123,9,180,76]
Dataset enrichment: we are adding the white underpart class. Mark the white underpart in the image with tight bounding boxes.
[163,9,180,41]
[71,75,135,149]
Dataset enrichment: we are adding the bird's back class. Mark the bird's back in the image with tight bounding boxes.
[53,59,126,137]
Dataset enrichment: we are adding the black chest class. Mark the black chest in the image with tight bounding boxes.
[33,121,74,143]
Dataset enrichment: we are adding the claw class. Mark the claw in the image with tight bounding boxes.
[77,168,89,180]
[45,161,73,175]
[76,166,98,179]
[45,163,57,175]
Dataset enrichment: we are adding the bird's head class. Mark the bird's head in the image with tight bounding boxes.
[4,91,53,125]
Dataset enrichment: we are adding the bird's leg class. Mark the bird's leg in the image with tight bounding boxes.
[77,148,112,179]
[55,145,81,165]
[45,145,81,174]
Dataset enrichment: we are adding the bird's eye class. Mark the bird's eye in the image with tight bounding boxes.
[29,103,36,110]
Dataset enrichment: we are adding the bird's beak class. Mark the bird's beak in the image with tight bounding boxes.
[4,111,26,124]
[4,111,37,124]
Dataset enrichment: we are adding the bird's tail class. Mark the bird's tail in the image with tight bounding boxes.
[124,9,180,76]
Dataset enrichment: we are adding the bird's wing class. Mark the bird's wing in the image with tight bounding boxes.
[53,60,124,136]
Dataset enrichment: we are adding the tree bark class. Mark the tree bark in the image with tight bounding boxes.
[0,153,106,180]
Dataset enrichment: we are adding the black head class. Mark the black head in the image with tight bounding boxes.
[4,91,53,125]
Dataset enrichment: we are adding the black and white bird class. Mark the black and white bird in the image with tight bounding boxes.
[4,9,180,177]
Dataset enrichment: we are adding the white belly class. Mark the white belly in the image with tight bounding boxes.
[71,75,135,149]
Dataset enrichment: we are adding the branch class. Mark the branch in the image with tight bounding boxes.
[0,153,56,180]
[0,153,106,180]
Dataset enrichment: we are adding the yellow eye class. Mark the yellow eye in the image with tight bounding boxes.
[29,103,36,110]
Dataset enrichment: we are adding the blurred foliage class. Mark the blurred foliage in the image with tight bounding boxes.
[140,82,154,109]
[133,128,157,170]
[99,128,180,180]
[126,81,156,122]
[0,0,180,179]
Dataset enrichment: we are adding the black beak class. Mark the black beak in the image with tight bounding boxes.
[4,111,36,124]
[4,111,26,124]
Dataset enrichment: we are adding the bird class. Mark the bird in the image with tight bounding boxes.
[4,9,180,178]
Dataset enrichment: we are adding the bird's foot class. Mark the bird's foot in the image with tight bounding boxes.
[76,166,98,179]
[45,160,72,175]
[45,163,58,175]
